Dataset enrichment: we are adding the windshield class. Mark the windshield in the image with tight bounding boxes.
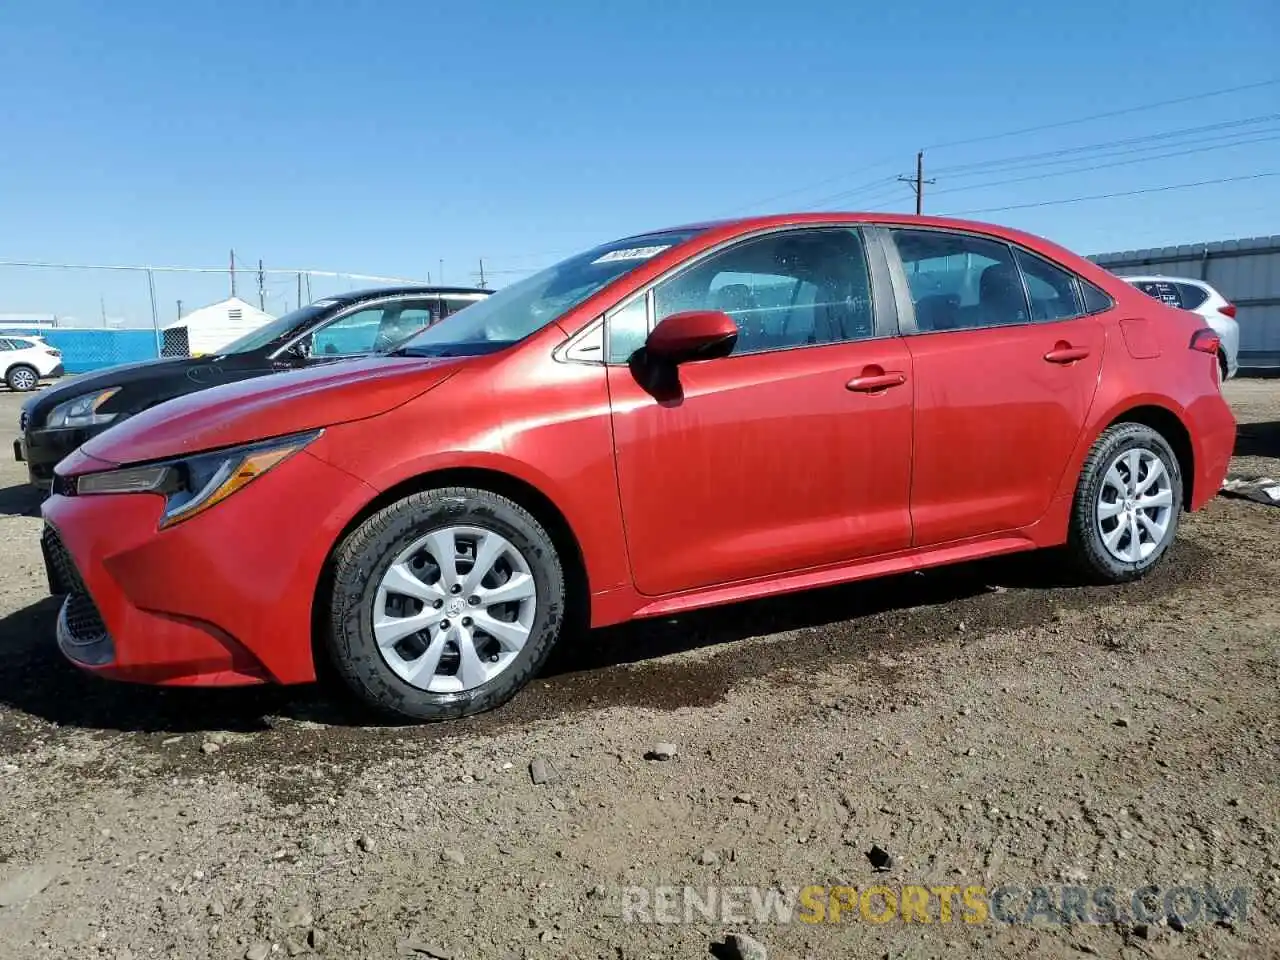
[396,229,704,357]
[218,302,336,354]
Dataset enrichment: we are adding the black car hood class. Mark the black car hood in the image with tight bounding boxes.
[22,354,261,424]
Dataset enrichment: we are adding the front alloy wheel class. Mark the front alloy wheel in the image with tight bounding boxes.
[373,526,537,693]
[325,487,566,720]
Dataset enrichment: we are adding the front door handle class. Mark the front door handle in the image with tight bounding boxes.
[1044,342,1090,364]
[847,368,907,392]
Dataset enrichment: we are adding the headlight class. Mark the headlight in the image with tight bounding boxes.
[75,431,319,528]
[45,388,121,429]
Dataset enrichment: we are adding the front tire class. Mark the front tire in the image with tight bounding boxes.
[325,487,566,721]
[1067,423,1183,584]
[6,365,38,392]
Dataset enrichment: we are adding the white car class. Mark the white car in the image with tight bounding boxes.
[0,335,65,392]
[1121,276,1240,381]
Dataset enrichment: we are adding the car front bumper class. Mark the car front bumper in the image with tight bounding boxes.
[16,424,102,491]
[41,447,377,687]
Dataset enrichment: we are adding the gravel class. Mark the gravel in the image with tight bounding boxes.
[0,381,1277,958]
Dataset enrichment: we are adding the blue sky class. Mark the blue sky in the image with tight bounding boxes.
[1,0,1277,325]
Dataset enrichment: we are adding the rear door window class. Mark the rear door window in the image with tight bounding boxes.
[307,299,444,357]
[1175,283,1209,310]
[888,229,1029,331]
[1131,280,1184,308]
[441,296,485,318]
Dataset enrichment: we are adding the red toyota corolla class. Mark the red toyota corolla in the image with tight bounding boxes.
[42,214,1236,720]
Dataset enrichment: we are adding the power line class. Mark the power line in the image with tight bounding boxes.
[0,259,425,283]
[720,77,1280,215]
[926,131,1280,198]
[718,159,901,216]
[931,112,1280,176]
[941,172,1279,216]
[924,78,1280,150]
[803,128,1280,212]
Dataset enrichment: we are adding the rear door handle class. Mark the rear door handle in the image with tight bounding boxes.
[846,370,907,392]
[1044,342,1090,364]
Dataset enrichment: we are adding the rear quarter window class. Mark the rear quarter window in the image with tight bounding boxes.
[1081,281,1113,314]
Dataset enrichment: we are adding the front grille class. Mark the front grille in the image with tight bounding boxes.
[41,525,109,642]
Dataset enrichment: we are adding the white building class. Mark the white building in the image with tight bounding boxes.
[162,297,275,356]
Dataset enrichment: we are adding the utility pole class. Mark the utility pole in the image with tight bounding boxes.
[146,267,161,356]
[177,299,183,322]
[478,258,486,288]
[257,259,266,310]
[897,150,935,215]
[438,259,444,285]
[100,297,107,326]
[229,249,237,297]
[297,272,303,308]
[304,273,312,303]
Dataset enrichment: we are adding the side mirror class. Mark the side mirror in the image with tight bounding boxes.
[644,310,739,364]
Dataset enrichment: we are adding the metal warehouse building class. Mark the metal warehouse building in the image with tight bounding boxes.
[1090,235,1280,369]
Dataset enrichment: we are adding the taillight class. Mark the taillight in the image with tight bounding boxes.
[1218,303,1237,318]
[1190,328,1221,354]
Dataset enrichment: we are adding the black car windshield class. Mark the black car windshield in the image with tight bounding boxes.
[396,229,704,358]
[218,302,335,355]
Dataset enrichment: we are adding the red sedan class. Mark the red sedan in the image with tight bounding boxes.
[42,214,1236,720]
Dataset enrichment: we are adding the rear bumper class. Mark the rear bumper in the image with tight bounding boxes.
[45,363,65,379]
[41,448,377,687]
[1187,393,1237,510]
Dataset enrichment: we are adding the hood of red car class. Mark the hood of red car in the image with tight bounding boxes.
[82,355,465,465]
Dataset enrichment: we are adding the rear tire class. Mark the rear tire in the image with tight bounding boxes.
[1218,351,1228,383]
[324,487,565,721]
[6,365,38,392]
[1066,423,1182,584]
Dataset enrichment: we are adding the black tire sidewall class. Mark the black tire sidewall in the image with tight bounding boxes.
[326,488,565,721]
[1069,424,1183,583]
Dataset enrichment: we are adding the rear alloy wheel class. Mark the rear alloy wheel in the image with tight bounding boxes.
[325,487,565,720]
[6,365,38,392]
[1067,423,1182,583]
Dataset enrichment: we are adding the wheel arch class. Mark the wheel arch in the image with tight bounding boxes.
[311,465,591,672]
[1098,403,1196,510]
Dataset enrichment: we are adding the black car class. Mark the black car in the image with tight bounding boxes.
[15,285,489,489]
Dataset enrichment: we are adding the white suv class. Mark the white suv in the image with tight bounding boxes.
[1121,276,1240,380]
[1,335,65,392]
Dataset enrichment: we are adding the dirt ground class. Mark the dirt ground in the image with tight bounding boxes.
[0,380,1276,960]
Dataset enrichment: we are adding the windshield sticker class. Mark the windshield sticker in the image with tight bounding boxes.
[592,245,671,264]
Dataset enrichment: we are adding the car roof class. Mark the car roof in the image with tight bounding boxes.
[1120,275,1211,286]
[325,285,492,304]
[1120,275,1224,296]
[634,211,1083,256]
